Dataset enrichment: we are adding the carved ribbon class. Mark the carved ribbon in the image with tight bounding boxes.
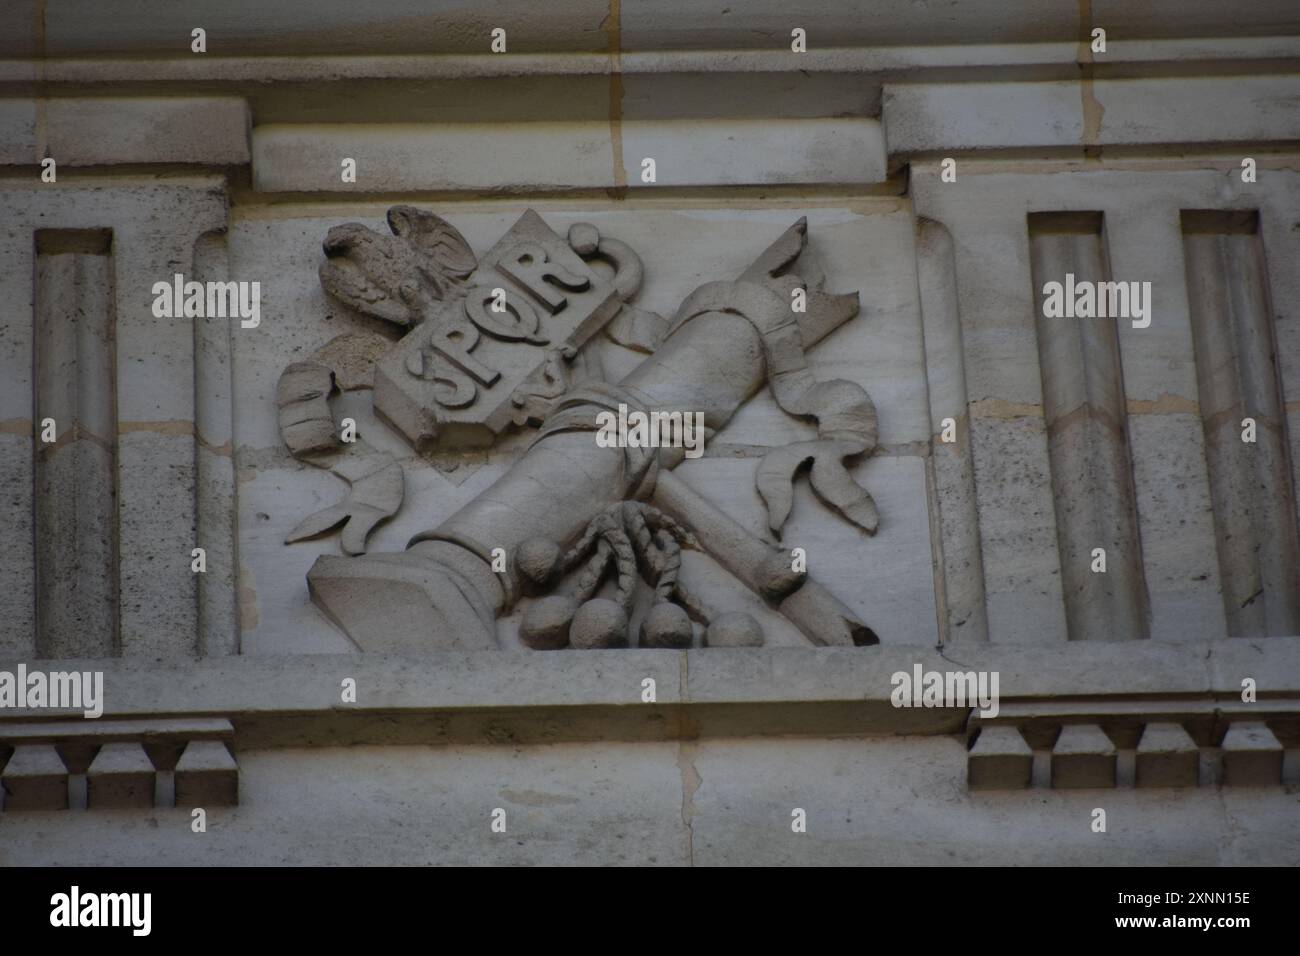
[277,357,403,555]
[566,222,668,354]
[535,381,662,501]
[670,280,879,536]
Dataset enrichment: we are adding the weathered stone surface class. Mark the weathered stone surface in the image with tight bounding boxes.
[1,180,228,661]
[0,434,35,657]
[918,219,988,644]
[45,97,250,167]
[1183,214,1300,638]
[33,240,118,658]
[910,164,1300,647]
[1127,414,1224,643]
[0,97,36,164]
[118,431,198,657]
[968,414,1068,644]
[1028,214,1148,642]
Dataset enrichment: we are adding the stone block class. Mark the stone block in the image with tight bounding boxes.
[1135,722,1199,788]
[2,744,69,811]
[45,97,250,166]
[86,742,157,810]
[1221,722,1283,787]
[174,741,239,807]
[1050,724,1116,789]
[967,725,1033,790]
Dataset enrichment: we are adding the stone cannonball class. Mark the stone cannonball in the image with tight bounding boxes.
[570,598,629,649]
[639,602,694,648]
[519,594,577,649]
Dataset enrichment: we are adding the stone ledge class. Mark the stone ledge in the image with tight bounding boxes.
[251,118,887,192]
[0,97,250,168]
[884,74,1300,155]
[6,1,1297,59]
[49,97,249,167]
[0,640,1294,747]
[7,38,1300,87]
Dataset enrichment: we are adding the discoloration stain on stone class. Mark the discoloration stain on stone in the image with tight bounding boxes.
[120,420,195,437]
[607,0,627,198]
[1127,393,1199,415]
[1203,406,1286,438]
[969,398,1043,419]
[197,431,234,457]
[1048,400,1126,436]
[34,422,113,453]
[676,651,699,865]
[677,740,700,866]
[934,157,1300,176]
[708,440,928,459]
[239,563,260,631]
[33,0,46,161]
[1076,0,1104,159]
[499,788,580,807]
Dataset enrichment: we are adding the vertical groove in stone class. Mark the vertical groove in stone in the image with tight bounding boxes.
[1181,210,1300,638]
[33,229,118,659]
[917,218,988,643]
[1028,212,1149,641]
[193,230,240,656]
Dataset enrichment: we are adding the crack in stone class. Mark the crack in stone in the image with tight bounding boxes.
[676,651,699,866]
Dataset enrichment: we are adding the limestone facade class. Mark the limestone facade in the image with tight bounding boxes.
[1,2,1298,864]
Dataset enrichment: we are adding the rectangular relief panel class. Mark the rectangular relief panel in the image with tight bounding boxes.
[1028,212,1149,641]
[33,229,119,658]
[1181,210,1300,637]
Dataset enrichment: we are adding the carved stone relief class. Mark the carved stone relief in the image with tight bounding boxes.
[277,208,882,652]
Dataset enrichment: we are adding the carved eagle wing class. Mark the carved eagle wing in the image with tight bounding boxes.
[387,205,477,284]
